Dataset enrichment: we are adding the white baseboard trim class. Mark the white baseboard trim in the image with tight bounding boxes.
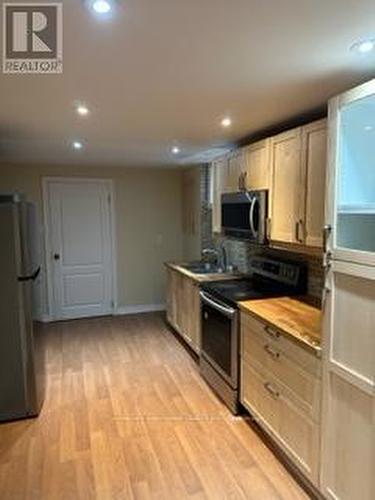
[36,305,165,322]
[114,304,166,316]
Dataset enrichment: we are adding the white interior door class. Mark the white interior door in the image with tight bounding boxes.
[45,179,114,320]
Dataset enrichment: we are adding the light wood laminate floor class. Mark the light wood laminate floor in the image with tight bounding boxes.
[0,313,309,499]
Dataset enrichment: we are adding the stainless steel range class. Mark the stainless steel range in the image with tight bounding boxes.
[200,256,307,414]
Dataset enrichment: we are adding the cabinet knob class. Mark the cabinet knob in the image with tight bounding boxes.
[264,344,280,360]
[295,220,304,243]
[264,382,280,399]
[264,325,280,339]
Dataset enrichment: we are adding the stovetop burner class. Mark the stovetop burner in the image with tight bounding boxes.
[201,278,290,307]
[201,256,307,308]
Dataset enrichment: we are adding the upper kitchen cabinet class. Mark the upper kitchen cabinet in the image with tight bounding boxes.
[302,119,327,248]
[270,120,327,249]
[270,127,304,244]
[244,138,271,191]
[225,150,245,193]
[326,81,375,266]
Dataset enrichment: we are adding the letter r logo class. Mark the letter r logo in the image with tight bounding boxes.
[5,5,58,59]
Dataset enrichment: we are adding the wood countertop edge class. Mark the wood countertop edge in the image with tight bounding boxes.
[239,301,322,356]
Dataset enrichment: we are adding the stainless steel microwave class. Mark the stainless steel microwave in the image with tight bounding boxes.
[221,190,268,243]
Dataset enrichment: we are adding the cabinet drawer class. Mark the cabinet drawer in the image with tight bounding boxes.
[241,317,321,421]
[241,312,321,378]
[241,357,279,434]
[241,359,320,485]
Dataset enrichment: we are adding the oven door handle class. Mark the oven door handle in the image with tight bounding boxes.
[200,291,236,318]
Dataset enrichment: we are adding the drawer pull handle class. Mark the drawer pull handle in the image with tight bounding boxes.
[264,344,280,360]
[264,325,280,340]
[264,382,279,399]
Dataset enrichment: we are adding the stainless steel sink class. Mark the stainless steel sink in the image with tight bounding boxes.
[181,262,225,274]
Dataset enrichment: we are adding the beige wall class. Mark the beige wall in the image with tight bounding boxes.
[0,164,189,315]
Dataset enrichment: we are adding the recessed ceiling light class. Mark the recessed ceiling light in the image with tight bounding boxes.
[364,125,373,131]
[171,146,180,155]
[76,104,89,116]
[221,117,232,128]
[92,0,112,14]
[72,141,84,150]
[351,38,375,54]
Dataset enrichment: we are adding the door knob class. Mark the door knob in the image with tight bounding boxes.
[53,253,60,261]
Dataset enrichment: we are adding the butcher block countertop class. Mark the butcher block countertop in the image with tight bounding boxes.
[239,297,322,353]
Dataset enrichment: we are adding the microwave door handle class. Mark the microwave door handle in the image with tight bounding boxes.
[200,291,236,318]
[249,197,258,238]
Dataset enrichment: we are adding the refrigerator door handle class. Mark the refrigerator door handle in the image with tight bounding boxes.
[18,266,41,282]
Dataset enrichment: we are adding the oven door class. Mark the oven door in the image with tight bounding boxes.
[200,291,238,389]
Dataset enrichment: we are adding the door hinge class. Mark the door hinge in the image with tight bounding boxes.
[323,224,332,254]
[107,194,111,204]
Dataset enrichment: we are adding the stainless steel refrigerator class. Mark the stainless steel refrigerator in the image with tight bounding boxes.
[0,194,45,421]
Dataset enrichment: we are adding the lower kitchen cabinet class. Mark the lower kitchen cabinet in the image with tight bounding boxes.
[166,267,200,353]
[240,312,322,487]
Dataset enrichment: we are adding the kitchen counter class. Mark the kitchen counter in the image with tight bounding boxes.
[239,296,322,353]
[165,262,243,283]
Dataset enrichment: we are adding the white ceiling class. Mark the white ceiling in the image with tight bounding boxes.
[1,0,375,167]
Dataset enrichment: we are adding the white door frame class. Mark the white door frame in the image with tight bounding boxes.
[42,177,118,321]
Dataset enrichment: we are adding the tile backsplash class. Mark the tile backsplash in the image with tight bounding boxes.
[213,235,324,301]
[199,165,324,301]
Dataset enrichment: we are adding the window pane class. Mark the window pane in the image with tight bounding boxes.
[336,94,375,252]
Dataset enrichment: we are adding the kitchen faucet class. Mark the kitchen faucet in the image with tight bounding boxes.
[202,248,219,265]
[202,243,228,271]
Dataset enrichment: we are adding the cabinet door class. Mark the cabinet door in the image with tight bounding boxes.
[270,128,304,243]
[225,151,244,192]
[321,261,375,500]
[172,270,181,330]
[244,139,271,190]
[302,120,327,247]
[176,275,201,353]
[326,81,375,267]
[184,278,201,352]
[166,269,179,330]
[241,359,320,485]
[166,269,173,325]
[211,157,227,234]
